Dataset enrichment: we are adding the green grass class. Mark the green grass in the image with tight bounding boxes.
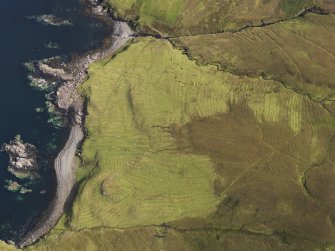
[173,13,335,101]
[73,37,303,230]
[140,0,184,25]
[109,0,184,25]
[107,0,329,35]
[27,37,335,250]
[28,225,322,250]
[108,0,135,14]
[282,0,312,15]
[12,11,335,248]
[68,38,225,229]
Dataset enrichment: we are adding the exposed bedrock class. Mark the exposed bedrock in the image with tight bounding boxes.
[1,136,39,179]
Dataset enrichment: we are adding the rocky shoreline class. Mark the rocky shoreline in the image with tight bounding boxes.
[26,22,132,127]
[2,0,120,181]
[15,0,134,248]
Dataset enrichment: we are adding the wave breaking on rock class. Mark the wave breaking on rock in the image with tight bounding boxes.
[27,15,73,26]
[1,136,39,179]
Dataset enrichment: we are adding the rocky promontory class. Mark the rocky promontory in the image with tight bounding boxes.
[1,136,39,179]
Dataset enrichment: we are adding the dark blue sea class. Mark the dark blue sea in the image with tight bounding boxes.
[0,0,112,242]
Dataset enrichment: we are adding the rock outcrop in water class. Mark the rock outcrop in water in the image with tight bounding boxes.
[23,0,132,130]
[25,19,130,128]
[1,136,39,179]
[27,15,72,26]
[4,180,32,194]
[25,56,83,126]
[16,0,134,246]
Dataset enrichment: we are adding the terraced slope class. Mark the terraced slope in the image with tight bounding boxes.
[173,13,335,101]
[107,0,334,35]
[0,4,330,250]
[27,37,335,250]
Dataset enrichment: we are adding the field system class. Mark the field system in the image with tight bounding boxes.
[3,0,335,250]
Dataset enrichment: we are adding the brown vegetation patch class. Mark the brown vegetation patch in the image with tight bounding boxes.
[171,101,335,243]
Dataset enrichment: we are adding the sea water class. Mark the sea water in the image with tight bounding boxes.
[0,0,112,242]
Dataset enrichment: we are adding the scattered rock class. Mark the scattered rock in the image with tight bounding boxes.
[43,42,60,49]
[37,62,72,81]
[88,0,109,16]
[27,15,72,26]
[24,35,119,127]
[35,107,46,113]
[4,180,33,194]
[28,75,55,91]
[23,0,132,130]
[20,188,33,194]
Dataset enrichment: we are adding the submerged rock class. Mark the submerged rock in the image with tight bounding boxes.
[27,15,72,26]
[4,180,22,192]
[46,101,66,128]
[24,14,124,130]
[20,188,33,194]
[4,180,33,194]
[1,136,39,179]
[24,49,104,127]
[27,75,53,91]
[43,41,60,49]
[35,107,46,113]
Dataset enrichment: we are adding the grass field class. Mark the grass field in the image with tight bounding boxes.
[28,225,331,251]
[173,13,335,101]
[107,0,332,35]
[0,2,330,249]
[68,38,223,229]
[16,35,335,250]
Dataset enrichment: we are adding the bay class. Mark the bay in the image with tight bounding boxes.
[0,0,112,242]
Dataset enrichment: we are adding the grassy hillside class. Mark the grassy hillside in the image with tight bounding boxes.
[107,0,334,36]
[0,2,330,250]
[173,13,335,101]
[27,226,328,251]
[22,36,335,250]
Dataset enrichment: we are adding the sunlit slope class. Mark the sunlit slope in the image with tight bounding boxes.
[25,38,335,250]
[71,38,222,228]
[173,13,335,101]
[107,0,334,36]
